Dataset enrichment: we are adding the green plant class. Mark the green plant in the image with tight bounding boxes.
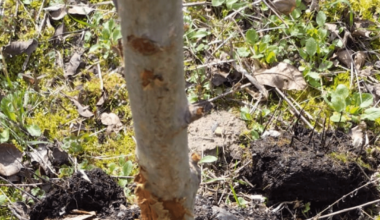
[323,84,380,123]
[86,12,122,59]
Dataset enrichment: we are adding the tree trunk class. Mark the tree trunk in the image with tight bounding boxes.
[117,1,200,219]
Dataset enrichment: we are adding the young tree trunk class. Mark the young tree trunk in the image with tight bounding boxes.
[117,1,201,219]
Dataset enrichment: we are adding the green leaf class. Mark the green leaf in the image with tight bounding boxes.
[316,11,326,27]
[118,179,129,188]
[265,51,276,63]
[305,38,317,56]
[26,124,41,137]
[331,96,346,112]
[89,44,101,53]
[306,71,320,80]
[362,108,380,121]
[0,129,9,143]
[190,28,209,39]
[246,29,258,45]
[251,130,259,140]
[212,0,225,6]
[226,0,238,9]
[122,160,133,176]
[111,29,122,42]
[352,93,373,108]
[0,195,7,205]
[199,155,218,164]
[236,47,250,57]
[237,197,248,207]
[334,84,349,99]
[330,112,347,122]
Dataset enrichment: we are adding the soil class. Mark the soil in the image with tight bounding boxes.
[240,125,379,219]
[29,168,127,220]
[29,122,380,220]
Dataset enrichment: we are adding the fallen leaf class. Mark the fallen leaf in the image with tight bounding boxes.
[29,145,53,175]
[44,4,67,20]
[68,5,94,15]
[3,39,38,56]
[336,50,352,67]
[65,53,82,77]
[51,23,66,45]
[253,62,307,90]
[351,122,367,148]
[65,95,94,118]
[0,144,23,176]
[100,112,122,126]
[354,51,366,69]
[51,145,69,166]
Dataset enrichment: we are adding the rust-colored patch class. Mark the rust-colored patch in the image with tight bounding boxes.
[135,170,190,220]
[140,70,165,89]
[127,35,161,56]
[191,152,201,163]
[141,69,154,88]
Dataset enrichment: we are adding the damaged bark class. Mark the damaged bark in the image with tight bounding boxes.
[117,1,200,219]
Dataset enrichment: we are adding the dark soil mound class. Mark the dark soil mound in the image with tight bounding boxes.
[29,168,127,220]
[241,126,379,218]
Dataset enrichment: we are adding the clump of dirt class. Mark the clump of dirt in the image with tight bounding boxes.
[241,125,379,218]
[29,168,127,220]
[188,110,246,159]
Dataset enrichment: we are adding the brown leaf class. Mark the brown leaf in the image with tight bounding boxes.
[354,51,366,69]
[3,39,38,56]
[100,112,123,133]
[44,4,67,20]
[100,113,121,126]
[253,62,307,90]
[65,53,81,77]
[69,97,94,118]
[336,50,352,67]
[272,0,296,15]
[0,143,23,176]
[51,23,66,45]
[68,5,94,15]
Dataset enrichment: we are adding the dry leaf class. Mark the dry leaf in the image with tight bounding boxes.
[51,23,66,45]
[101,112,123,134]
[68,5,94,15]
[51,145,69,166]
[354,51,366,69]
[65,53,82,77]
[253,62,307,90]
[3,39,38,56]
[29,146,53,175]
[336,50,352,67]
[325,23,339,42]
[69,97,94,118]
[351,122,367,148]
[0,143,23,176]
[44,4,67,20]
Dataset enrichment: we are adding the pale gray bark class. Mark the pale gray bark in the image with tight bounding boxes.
[117,1,200,219]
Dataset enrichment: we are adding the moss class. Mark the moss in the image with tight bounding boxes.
[329,152,372,170]
[329,152,348,163]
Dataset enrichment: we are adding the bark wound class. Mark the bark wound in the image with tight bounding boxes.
[127,35,162,56]
[141,69,164,89]
[135,171,191,220]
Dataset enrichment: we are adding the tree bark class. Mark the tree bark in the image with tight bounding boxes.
[117,1,200,219]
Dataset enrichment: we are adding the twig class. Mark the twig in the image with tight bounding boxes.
[0,176,40,202]
[275,88,313,129]
[183,2,211,7]
[186,59,235,70]
[308,177,380,219]
[206,82,252,103]
[223,0,262,21]
[111,176,134,179]
[309,199,380,219]
[97,63,103,91]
